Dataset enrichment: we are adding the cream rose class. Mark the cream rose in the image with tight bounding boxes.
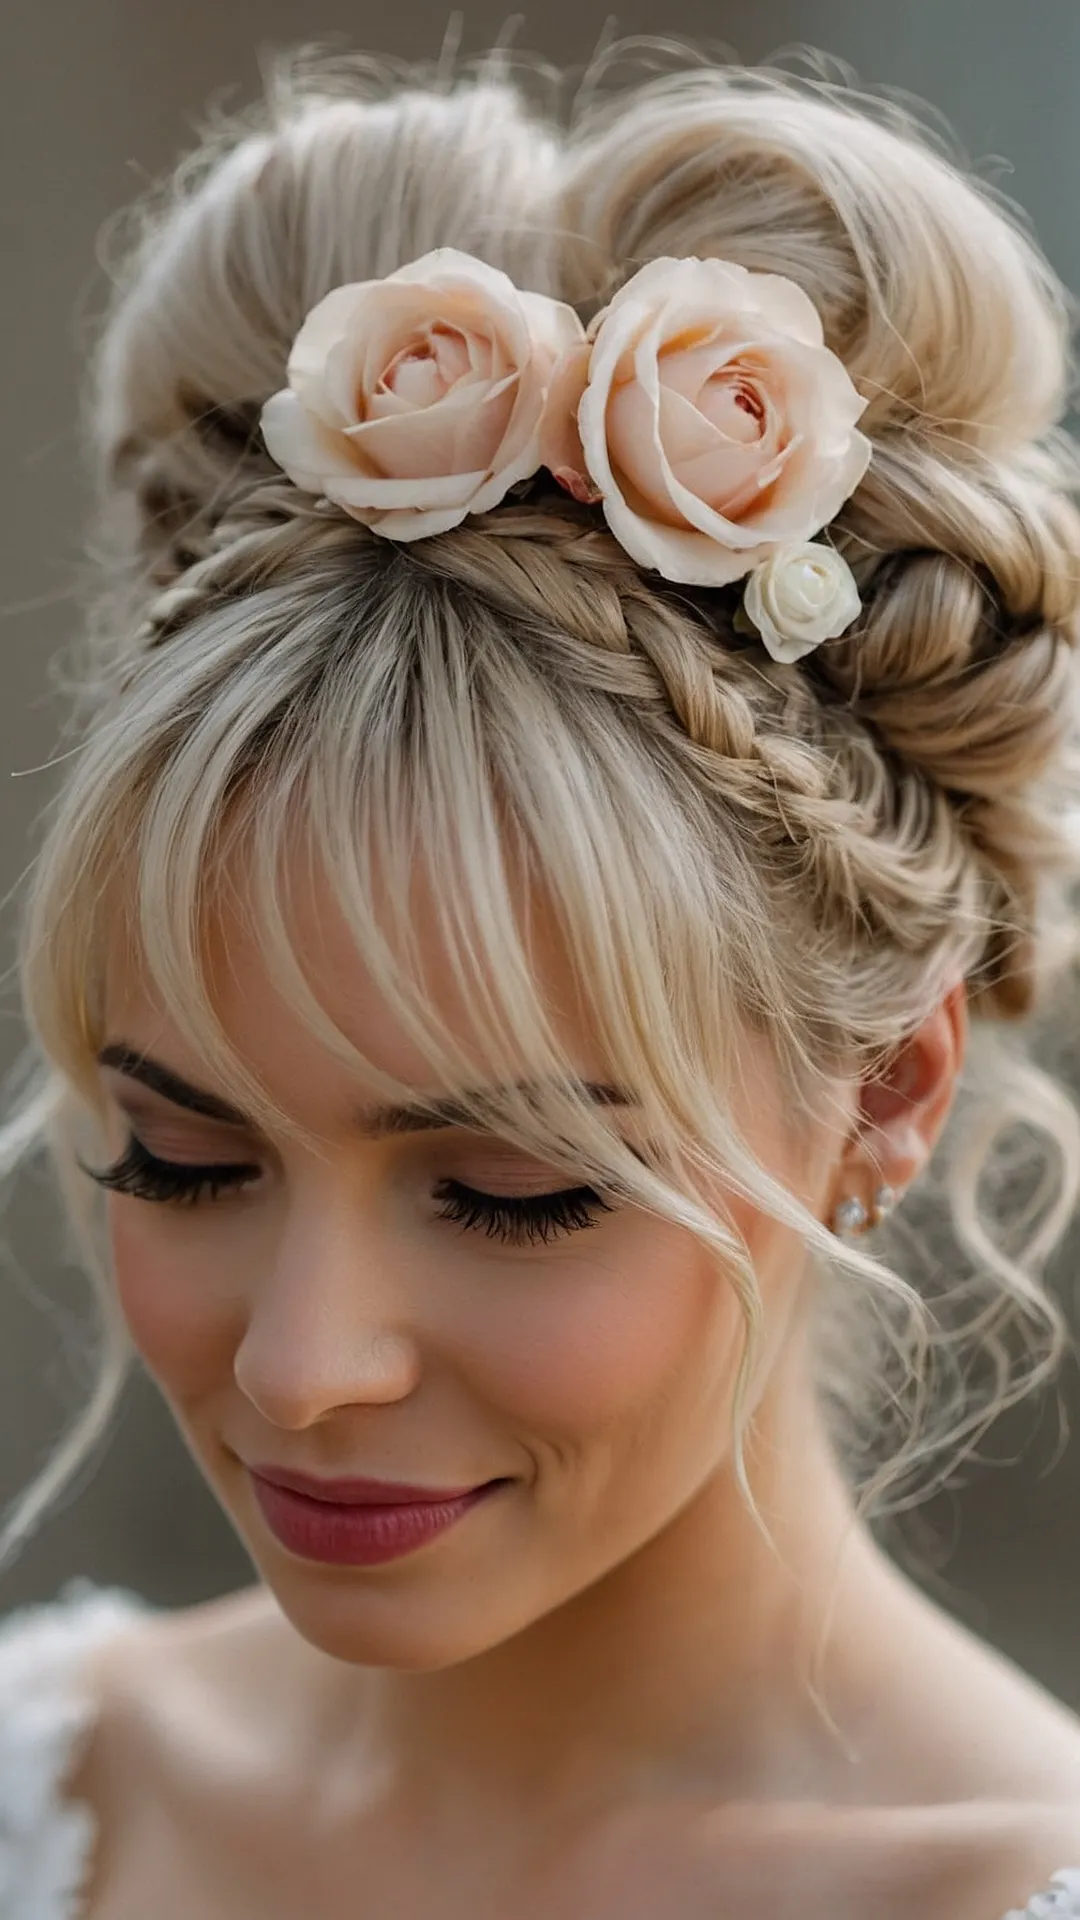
[540,256,872,588]
[741,542,862,664]
[260,249,586,540]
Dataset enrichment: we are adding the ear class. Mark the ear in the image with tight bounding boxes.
[835,980,969,1200]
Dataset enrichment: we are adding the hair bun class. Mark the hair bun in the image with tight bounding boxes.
[92,65,562,581]
[557,65,1069,450]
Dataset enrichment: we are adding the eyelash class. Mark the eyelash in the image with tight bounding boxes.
[79,1133,616,1247]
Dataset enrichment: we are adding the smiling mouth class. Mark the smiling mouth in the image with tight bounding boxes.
[248,1472,511,1566]
[242,1458,513,1506]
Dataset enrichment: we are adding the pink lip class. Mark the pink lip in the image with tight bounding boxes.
[246,1463,493,1505]
[247,1469,505,1566]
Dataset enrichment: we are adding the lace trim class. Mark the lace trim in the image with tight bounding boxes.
[1002,1868,1080,1918]
[0,1576,150,1920]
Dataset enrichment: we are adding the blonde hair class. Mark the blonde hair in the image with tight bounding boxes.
[4,41,1080,1607]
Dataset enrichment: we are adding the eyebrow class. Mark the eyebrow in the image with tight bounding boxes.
[96,1043,636,1138]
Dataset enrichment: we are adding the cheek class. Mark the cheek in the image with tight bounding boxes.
[109,1202,235,1394]
[451,1219,737,1440]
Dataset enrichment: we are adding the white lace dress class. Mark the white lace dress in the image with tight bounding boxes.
[1,1581,1078,1920]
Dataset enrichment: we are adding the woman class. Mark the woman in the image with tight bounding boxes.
[1,38,1079,1919]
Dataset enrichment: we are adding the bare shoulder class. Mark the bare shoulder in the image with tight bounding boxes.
[68,1582,308,1917]
[889,1800,1080,1920]
[83,1579,305,1777]
[561,1795,1080,1920]
[639,1797,1080,1920]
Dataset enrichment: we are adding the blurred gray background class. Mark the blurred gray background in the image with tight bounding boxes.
[2,0,1080,1703]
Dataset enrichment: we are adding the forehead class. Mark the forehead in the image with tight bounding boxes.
[98,813,811,1176]
[102,828,602,1120]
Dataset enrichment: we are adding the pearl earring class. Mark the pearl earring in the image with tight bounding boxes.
[872,1184,898,1221]
[832,1195,868,1234]
[831,1184,903,1236]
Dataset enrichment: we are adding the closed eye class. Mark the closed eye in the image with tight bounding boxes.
[79,1134,617,1246]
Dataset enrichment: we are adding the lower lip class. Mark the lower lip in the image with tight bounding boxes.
[248,1473,503,1566]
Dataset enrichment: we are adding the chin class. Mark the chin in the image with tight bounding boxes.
[261,1565,534,1670]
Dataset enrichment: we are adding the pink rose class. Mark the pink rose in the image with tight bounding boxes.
[540,257,872,587]
[261,249,586,541]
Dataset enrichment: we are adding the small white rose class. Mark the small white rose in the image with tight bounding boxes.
[741,542,862,664]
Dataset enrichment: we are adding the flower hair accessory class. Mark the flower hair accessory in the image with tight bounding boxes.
[737,542,864,666]
[260,247,871,663]
[260,249,584,541]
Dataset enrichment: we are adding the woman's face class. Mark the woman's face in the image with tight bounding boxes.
[97,850,844,1670]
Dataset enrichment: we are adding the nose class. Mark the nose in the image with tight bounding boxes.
[232,1195,422,1428]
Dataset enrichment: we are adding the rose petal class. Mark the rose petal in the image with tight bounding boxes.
[468,352,563,500]
[656,387,796,519]
[381,348,449,410]
[350,375,518,479]
[578,291,657,506]
[359,501,475,541]
[320,466,488,509]
[516,289,590,363]
[356,284,461,397]
[600,488,764,586]
[389,247,525,307]
[285,283,375,427]
[351,286,504,406]
[656,347,766,436]
[659,378,773,475]
[771,335,870,446]
[597,257,748,329]
[321,331,370,427]
[389,254,538,375]
[466,356,560,512]
[717,427,872,546]
[628,257,828,354]
[431,324,479,388]
[553,467,603,504]
[539,342,592,488]
[261,389,371,489]
[605,381,686,527]
[661,356,778,457]
[364,363,496,425]
[740,272,827,350]
[467,427,545,513]
[371,324,479,412]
